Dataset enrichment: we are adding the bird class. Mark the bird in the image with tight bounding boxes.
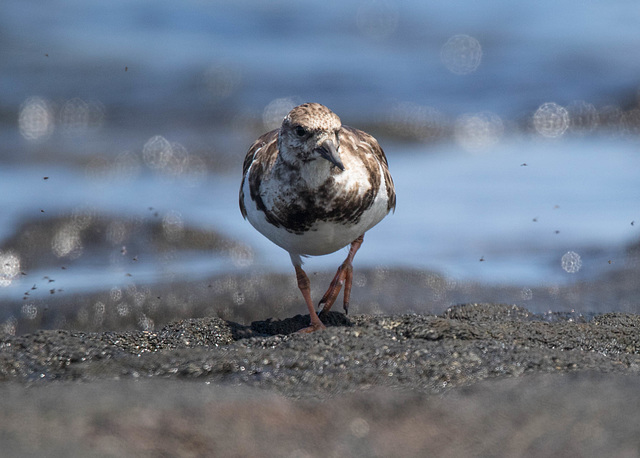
[240,103,395,332]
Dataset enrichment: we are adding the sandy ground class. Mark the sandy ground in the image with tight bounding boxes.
[1,303,639,457]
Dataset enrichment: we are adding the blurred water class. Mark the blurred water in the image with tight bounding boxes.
[3,0,640,125]
[1,135,638,295]
[1,0,640,299]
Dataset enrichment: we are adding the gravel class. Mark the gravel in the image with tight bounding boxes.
[1,302,639,456]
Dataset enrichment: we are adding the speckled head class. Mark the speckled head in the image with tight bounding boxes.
[278,103,344,170]
[283,103,341,132]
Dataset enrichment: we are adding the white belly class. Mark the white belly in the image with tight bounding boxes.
[242,165,391,256]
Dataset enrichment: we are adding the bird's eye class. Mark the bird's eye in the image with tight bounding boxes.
[295,126,306,137]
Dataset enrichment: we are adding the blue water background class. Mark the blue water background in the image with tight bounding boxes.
[1,0,639,298]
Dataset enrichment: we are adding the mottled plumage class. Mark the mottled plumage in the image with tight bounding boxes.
[240,103,395,331]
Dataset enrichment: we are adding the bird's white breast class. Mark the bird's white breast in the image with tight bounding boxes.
[242,155,390,257]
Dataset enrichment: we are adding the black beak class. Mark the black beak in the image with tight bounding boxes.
[316,139,344,171]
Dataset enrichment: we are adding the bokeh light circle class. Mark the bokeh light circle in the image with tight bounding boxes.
[262,97,300,131]
[18,97,54,140]
[561,251,582,273]
[441,34,482,75]
[454,111,504,153]
[533,102,570,138]
[0,252,21,287]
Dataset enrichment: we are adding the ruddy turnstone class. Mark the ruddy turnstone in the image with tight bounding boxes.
[240,103,395,332]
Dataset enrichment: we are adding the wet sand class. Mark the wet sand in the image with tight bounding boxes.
[1,302,639,456]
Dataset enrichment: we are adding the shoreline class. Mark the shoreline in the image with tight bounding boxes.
[3,261,640,336]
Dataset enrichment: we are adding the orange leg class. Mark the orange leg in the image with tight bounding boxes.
[295,265,326,332]
[319,234,364,315]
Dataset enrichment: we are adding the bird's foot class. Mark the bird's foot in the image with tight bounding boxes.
[318,262,353,315]
[296,319,327,333]
[296,312,327,333]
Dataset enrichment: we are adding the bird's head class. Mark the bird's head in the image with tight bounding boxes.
[278,103,344,171]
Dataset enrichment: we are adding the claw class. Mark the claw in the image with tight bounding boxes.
[319,235,363,315]
[318,265,347,314]
[297,321,327,333]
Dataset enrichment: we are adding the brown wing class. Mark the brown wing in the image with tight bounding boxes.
[239,129,278,219]
[342,126,396,212]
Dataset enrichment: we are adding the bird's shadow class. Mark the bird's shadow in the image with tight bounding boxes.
[230,311,352,340]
